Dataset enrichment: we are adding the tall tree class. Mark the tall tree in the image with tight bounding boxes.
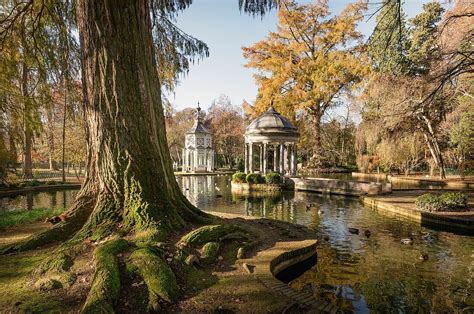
[368,0,408,75]
[1,1,277,304]
[243,0,370,167]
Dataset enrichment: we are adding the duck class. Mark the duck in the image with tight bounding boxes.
[419,253,429,261]
[348,228,359,235]
[318,209,324,215]
[305,205,311,211]
[364,230,371,238]
[401,237,414,245]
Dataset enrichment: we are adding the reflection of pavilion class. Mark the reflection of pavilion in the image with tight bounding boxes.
[243,193,297,223]
[244,107,299,176]
[179,175,216,208]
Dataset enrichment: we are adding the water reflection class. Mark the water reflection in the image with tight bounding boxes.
[0,189,79,212]
[177,175,474,313]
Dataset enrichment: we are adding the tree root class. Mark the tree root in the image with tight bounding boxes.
[128,248,179,311]
[200,242,220,264]
[82,238,129,313]
[178,224,240,247]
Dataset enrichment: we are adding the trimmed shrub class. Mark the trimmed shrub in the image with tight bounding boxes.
[46,180,58,186]
[232,172,246,183]
[29,180,43,187]
[415,192,468,212]
[439,192,468,210]
[245,173,264,184]
[265,172,282,184]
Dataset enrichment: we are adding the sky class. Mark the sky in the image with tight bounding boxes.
[171,0,440,111]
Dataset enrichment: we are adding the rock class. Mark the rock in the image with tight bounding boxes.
[401,238,414,245]
[364,230,371,238]
[218,255,224,261]
[348,228,359,235]
[242,263,255,274]
[236,247,245,259]
[185,254,199,266]
[166,257,173,263]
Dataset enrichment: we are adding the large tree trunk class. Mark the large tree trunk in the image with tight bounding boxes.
[308,110,324,168]
[74,0,205,238]
[46,107,58,171]
[1,0,207,255]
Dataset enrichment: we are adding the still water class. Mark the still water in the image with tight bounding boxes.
[0,189,79,212]
[177,175,474,313]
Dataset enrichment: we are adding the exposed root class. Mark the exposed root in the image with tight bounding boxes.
[179,225,240,247]
[82,238,129,313]
[128,248,179,311]
[200,242,221,264]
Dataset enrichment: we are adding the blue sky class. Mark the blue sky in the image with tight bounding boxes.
[171,0,440,111]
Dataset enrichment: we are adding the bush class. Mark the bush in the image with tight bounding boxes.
[415,192,468,212]
[232,172,246,183]
[46,180,58,186]
[245,173,264,184]
[439,192,468,210]
[265,172,282,184]
[29,180,43,187]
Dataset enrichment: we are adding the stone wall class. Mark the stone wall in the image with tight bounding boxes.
[292,177,391,196]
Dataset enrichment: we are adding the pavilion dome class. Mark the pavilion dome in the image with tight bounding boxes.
[245,107,298,136]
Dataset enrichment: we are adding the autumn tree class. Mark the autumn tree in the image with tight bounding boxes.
[206,95,245,169]
[165,106,197,165]
[243,0,370,167]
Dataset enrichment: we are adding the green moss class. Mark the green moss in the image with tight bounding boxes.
[201,242,220,264]
[0,248,66,312]
[179,225,238,247]
[82,238,129,314]
[133,227,167,248]
[129,248,179,310]
[0,207,65,230]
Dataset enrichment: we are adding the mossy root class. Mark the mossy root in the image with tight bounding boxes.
[82,238,129,314]
[201,242,221,264]
[179,225,238,247]
[129,248,179,311]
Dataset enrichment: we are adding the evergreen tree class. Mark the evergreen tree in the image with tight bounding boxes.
[368,0,408,75]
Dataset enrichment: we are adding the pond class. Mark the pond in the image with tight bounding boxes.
[0,189,79,212]
[177,175,474,313]
[0,176,472,312]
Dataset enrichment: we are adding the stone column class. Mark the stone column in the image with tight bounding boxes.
[203,148,207,171]
[259,144,263,173]
[279,144,284,174]
[263,143,267,175]
[284,144,289,175]
[294,144,298,175]
[194,148,198,171]
[249,143,253,173]
[244,143,248,173]
[290,144,295,176]
[273,145,278,172]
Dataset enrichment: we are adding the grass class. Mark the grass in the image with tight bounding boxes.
[0,207,65,230]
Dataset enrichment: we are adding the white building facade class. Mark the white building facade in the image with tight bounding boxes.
[182,106,215,172]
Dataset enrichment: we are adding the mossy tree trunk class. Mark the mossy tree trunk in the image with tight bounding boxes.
[2,0,206,254]
[74,0,205,238]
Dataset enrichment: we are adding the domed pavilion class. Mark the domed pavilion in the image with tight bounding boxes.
[244,107,299,176]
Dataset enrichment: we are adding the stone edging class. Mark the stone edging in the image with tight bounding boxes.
[361,196,474,233]
[241,240,338,313]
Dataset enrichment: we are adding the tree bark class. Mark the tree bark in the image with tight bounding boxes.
[308,110,324,168]
[74,0,206,237]
[21,62,33,179]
